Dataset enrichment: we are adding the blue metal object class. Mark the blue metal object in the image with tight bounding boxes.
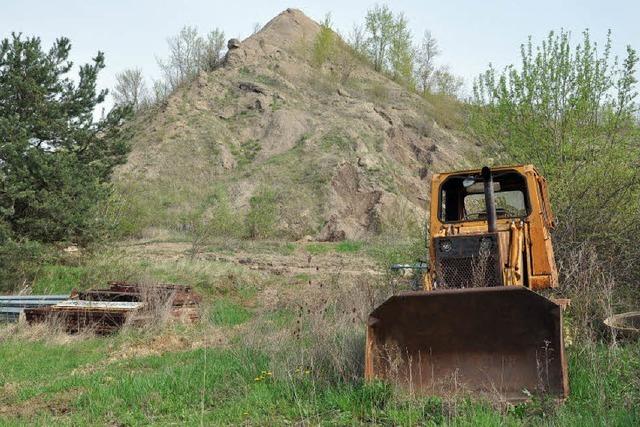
[0,294,69,322]
[390,262,428,271]
[0,295,69,300]
[389,262,429,291]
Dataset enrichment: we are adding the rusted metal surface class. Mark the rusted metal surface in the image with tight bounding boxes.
[433,234,502,289]
[428,165,559,291]
[82,282,202,323]
[24,282,201,333]
[374,165,568,401]
[24,301,142,334]
[365,287,568,402]
[77,281,202,306]
[170,306,201,323]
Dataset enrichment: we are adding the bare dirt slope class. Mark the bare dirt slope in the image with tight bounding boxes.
[117,9,478,240]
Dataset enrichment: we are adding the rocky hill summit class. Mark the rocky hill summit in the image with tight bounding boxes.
[116,9,476,241]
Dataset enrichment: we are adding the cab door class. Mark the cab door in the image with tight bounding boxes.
[526,171,558,289]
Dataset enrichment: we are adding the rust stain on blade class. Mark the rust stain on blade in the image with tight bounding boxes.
[365,287,568,402]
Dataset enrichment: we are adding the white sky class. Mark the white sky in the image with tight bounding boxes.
[2,0,638,111]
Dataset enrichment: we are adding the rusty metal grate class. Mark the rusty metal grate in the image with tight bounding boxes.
[434,234,502,288]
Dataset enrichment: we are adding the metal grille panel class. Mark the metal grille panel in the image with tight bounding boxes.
[434,234,502,288]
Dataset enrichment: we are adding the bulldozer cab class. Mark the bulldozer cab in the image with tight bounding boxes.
[366,165,568,402]
[428,164,558,290]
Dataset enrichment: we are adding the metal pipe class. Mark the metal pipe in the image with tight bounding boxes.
[482,166,497,233]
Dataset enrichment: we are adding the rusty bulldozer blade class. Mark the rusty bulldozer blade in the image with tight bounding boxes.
[365,287,568,401]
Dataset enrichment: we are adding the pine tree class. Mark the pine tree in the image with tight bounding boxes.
[0,33,131,244]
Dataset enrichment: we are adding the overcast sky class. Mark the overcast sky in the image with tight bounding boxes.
[2,0,638,111]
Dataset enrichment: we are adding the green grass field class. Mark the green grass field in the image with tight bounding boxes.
[1,241,639,426]
[1,332,638,425]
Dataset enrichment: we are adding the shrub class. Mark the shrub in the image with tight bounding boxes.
[556,244,620,343]
[101,187,153,239]
[0,240,52,293]
[369,81,389,104]
[242,277,394,387]
[182,186,242,257]
[245,187,279,239]
[320,130,355,151]
[312,14,335,67]
[471,29,640,320]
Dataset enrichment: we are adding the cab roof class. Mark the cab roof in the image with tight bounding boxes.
[432,164,539,180]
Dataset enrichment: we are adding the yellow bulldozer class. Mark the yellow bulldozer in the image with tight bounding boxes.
[365,165,569,401]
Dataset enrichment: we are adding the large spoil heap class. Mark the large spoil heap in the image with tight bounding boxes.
[117,8,475,242]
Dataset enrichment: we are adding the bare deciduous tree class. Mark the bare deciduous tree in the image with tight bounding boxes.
[152,79,171,104]
[157,26,201,89]
[201,29,226,71]
[415,30,440,93]
[157,26,226,91]
[431,65,463,97]
[113,68,149,110]
[348,24,367,56]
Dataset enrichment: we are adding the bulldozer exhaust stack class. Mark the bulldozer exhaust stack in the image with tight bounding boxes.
[482,166,498,233]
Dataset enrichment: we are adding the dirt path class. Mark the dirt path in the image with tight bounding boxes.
[119,241,382,277]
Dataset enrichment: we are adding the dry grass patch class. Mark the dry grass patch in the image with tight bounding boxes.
[241,272,392,386]
[0,317,96,345]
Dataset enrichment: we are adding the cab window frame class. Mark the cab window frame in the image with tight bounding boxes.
[437,170,532,224]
